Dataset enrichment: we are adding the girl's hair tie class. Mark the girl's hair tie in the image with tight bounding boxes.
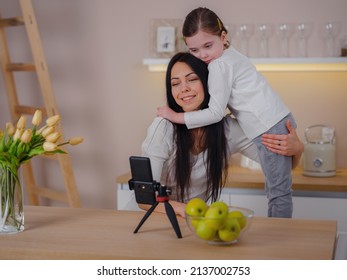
[217,18,222,31]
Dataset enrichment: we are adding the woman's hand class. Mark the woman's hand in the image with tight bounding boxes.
[139,200,187,218]
[261,119,304,158]
[169,201,186,218]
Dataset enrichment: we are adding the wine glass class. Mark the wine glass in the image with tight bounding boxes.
[341,36,347,57]
[276,23,294,57]
[256,23,273,57]
[321,21,341,57]
[237,24,254,56]
[296,22,313,57]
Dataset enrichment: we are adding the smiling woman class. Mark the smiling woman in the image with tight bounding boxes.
[170,63,205,113]
[140,52,303,218]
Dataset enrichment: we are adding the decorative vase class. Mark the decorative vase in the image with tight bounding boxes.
[0,110,83,234]
[0,165,24,234]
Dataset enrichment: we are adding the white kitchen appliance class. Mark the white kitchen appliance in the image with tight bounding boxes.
[303,125,336,177]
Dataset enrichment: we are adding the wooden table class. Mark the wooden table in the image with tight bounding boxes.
[117,166,347,193]
[0,206,337,260]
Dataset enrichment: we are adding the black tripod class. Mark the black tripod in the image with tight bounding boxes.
[133,185,182,238]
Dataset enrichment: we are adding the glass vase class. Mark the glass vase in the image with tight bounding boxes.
[0,165,24,234]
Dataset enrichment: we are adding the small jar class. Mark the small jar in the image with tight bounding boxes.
[341,36,347,57]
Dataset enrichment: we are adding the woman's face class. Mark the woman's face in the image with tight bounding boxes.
[170,62,205,112]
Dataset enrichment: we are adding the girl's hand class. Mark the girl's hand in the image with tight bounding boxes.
[157,106,185,124]
[157,105,174,119]
[261,119,304,157]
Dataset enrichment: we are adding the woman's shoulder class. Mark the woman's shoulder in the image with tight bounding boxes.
[142,117,175,155]
[146,117,174,137]
[149,117,173,129]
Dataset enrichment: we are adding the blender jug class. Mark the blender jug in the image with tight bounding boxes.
[303,125,336,177]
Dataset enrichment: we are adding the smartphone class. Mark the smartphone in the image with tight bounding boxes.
[128,156,157,205]
[129,156,153,182]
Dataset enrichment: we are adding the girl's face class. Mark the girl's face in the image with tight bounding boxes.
[185,30,227,64]
[170,62,205,112]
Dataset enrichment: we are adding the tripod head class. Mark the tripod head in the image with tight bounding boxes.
[128,179,172,204]
[155,185,171,202]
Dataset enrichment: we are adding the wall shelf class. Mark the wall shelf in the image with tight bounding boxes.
[143,57,347,72]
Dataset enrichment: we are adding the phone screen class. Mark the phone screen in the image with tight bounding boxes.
[129,156,156,205]
[129,156,153,182]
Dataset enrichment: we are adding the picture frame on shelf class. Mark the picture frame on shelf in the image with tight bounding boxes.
[149,19,187,58]
[156,26,175,53]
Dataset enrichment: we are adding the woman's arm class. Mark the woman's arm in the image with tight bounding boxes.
[141,117,173,181]
[139,200,187,218]
[261,119,304,168]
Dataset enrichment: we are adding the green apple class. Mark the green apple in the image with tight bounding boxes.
[228,210,247,229]
[218,218,241,242]
[204,203,228,230]
[210,201,229,214]
[195,220,217,240]
[185,198,208,217]
[189,217,200,229]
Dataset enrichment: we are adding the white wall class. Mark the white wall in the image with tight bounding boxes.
[0,0,347,209]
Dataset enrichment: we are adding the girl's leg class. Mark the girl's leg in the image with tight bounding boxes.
[253,114,296,218]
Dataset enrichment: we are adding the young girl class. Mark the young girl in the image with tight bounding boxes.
[157,7,298,218]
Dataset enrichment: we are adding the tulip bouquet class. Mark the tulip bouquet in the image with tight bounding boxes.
[0,110,83,233]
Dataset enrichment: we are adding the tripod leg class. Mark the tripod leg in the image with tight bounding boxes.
[134,202,159,234]
[164,201,182,238]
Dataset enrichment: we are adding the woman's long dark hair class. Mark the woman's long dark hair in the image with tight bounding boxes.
[165,52,228,202]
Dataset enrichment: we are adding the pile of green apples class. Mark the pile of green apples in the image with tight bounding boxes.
[185,198,247,243]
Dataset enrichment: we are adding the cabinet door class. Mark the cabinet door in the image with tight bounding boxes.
[116,185,141,211]
[228,193,268,217]
[292,196,347,232]
[334,233,347,260]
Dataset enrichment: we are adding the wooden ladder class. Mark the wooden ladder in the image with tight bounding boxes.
[0,0,81,207]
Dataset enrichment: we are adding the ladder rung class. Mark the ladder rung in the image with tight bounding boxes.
[6,63,36,71]
[34,186,69,203]
[15,105,47,116]
[0,16,24,27]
